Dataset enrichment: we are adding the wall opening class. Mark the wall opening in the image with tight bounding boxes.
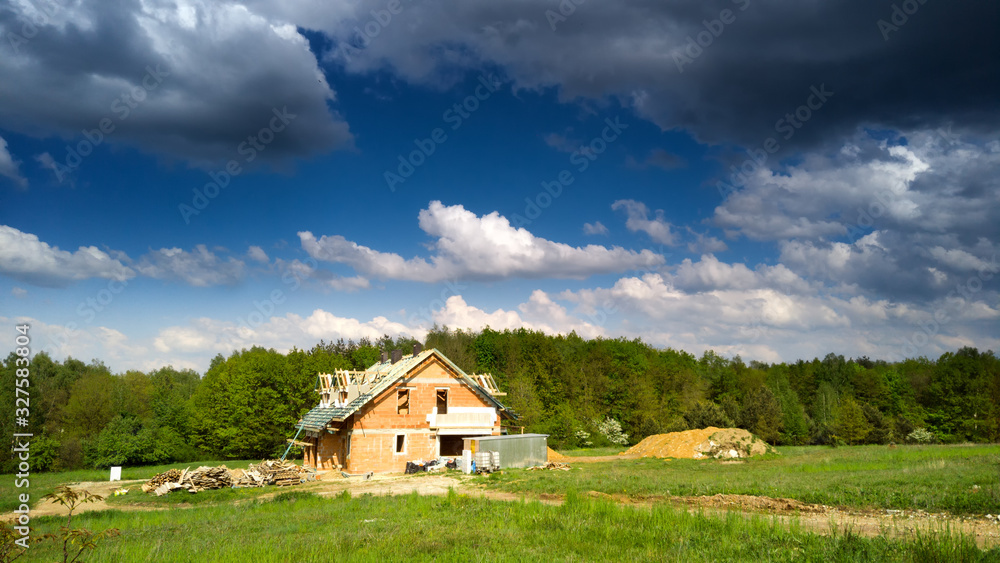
[395,434,405,454]
[397,389,409,414]
[439,435,464,456]
[436,388,448,415]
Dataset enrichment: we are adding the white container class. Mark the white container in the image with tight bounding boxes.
[109,466,122,481]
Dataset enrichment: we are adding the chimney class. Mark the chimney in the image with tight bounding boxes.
[413,343,423,356]
[380,350,388,363]
[391,349,402,364]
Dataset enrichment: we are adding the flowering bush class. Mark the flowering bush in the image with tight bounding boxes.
[907,427,935,444]
[596,417,629,446]
[574,429,593,447]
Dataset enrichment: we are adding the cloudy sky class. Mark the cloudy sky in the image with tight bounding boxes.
[1,0,998,372]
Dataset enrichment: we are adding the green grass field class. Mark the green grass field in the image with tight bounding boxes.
[7,445,1000,561]
[559,446,628,457]
[0,459,280,512]
[494,444,1000,515]
[21,490,999,562]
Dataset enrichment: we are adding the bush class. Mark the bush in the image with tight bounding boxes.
[574,429,593,448]
[595,417,629,446]
[87,416,186,468]
[30,435,61,472]
[907,427,935,444]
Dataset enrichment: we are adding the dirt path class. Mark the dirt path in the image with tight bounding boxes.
[8,479,153,520]
[11,472,1000,548]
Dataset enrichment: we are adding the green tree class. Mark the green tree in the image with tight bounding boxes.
[683,401,733,429]
[834,396,872,445]
[737,386,784,444]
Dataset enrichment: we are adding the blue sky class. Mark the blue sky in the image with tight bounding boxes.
[1,0,998,372]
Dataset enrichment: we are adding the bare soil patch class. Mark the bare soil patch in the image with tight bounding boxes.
[621,427,771,459]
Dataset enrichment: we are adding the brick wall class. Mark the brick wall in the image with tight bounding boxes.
[340,357,501,473]
[313,432,348,470]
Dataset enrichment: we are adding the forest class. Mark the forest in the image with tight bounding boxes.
[3,327,998,472]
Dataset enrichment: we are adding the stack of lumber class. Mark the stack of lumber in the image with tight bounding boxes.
[141,468,182,493]
[141,465,235,495]
[185,466,232,491]
[246,459,307,486]
[525,462,571,471]
[142,460,309,495]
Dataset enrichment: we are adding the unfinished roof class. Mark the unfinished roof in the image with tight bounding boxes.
[298,348,518,432]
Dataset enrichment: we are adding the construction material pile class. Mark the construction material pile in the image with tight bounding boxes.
[142,460,308,496]
[241,459,307,487]
[526,461,571,471]
[620,427,773,460]
[144,468,182,490]
[141,466,232,495]
[546,447,569,462]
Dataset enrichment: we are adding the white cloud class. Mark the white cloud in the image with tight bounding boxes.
[327,275,371,292]
[135,245,245,286]
[671,255,813,294]
[431,292,604,339]
[300,201,664,282]
[247,245,269,263]
[713,138,933,241]
[0,315,156,370]
[583,221,609,236]
[0,225,135,287]
[11,287,27,298]
[928,247,996,273]
[686,229,728,253]
[271,258,371,292]
[151,310,424,361]
[0,135,26,188]
[612,199,676,245]
[710,131,1000,304]
[556,266,1000,363]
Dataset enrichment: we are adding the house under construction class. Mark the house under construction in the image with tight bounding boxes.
[293,345,518,473]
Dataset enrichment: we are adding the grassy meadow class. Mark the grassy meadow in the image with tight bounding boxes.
[6,444,1000,561]
[0,459,278,512]
[559,446,629,457]
[486,444,1000,515]
[22,490,1000,562]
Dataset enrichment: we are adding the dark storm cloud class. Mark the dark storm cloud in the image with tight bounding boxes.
[0,0,352,167]
[312,0,999,150]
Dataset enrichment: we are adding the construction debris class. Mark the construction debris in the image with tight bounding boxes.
[142,460,310,496]
[526,462,571,471]
[246,459,308,487]
[143,468,182,492]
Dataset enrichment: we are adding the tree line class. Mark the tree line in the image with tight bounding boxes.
[3,328,997,472]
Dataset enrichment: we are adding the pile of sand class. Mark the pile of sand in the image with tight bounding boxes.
[620,427,772,460]
[547,447,569,462]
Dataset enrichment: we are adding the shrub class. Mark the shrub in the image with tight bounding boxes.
[907,427,935,444]
[595,417,629,446]
[86,416,186,468]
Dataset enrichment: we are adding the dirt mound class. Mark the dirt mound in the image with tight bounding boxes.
[547,447,569,462]
[620,427,772,460]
